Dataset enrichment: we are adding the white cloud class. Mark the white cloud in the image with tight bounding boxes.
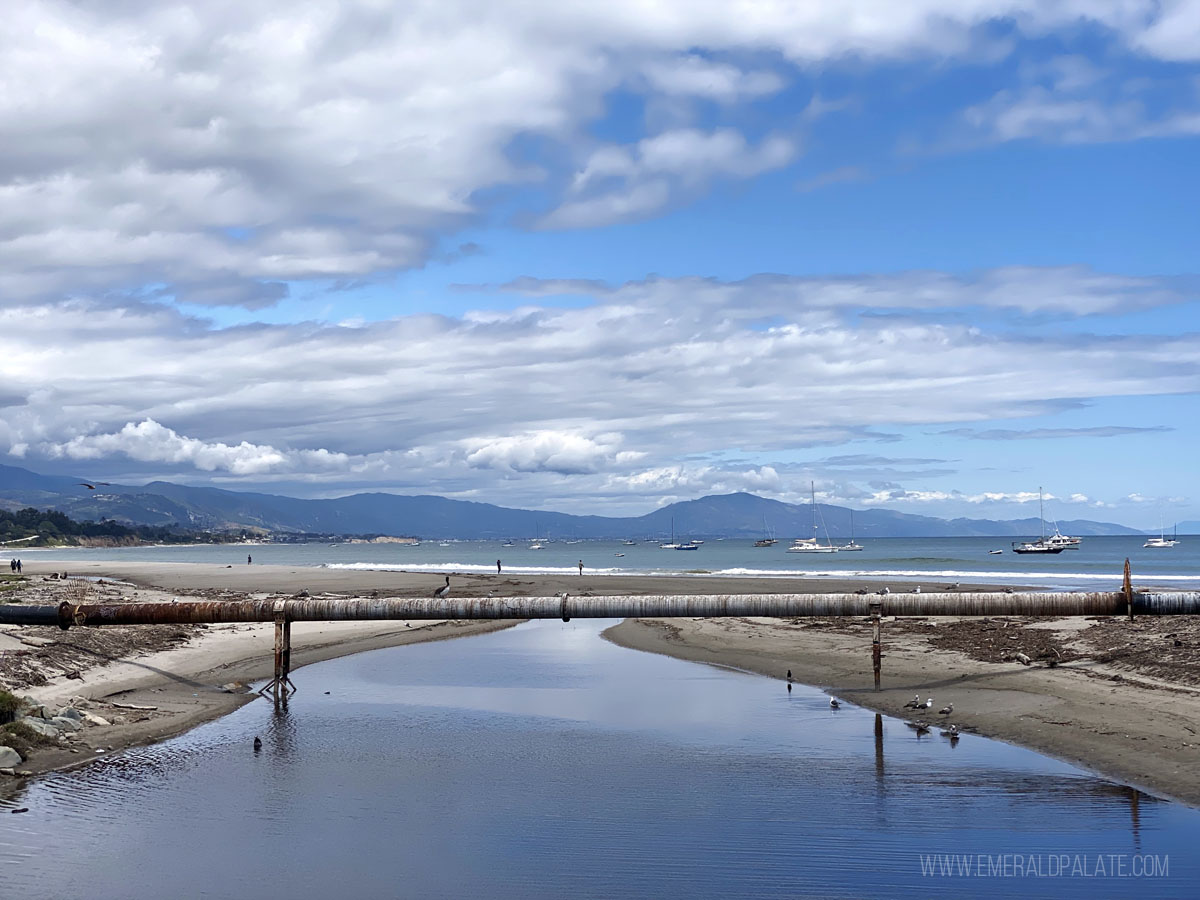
[543,129,796,228]
[2,262,1196,513]
[463,431,643,474]
[0,2,1193,306]
[39,419,353,476]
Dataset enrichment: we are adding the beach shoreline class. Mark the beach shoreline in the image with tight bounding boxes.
[3,559,1199,809]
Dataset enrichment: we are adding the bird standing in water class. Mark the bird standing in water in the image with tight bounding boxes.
[434,575,450,597]
[829,698,840,709]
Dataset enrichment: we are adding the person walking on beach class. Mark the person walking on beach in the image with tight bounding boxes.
[247,554,252,565]
[496,559,502,574]
[8,559,13,572]
[15,559,21,574]
[578,560,583,576]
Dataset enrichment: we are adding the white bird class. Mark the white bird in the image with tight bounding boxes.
[879,586,890,596]
[433,575,450,598]
[942,724,960,738]
[912,585,921,593]
[903,694,921,709]
[938,703,954,715]
[829,698,840,709]
[921,698,934,709]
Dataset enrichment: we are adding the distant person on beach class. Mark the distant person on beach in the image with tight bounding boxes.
[8,559,13,572]
[496,559,502,574]
[247,554,252,565]
[15,559,21,573]
[578,560,583,576]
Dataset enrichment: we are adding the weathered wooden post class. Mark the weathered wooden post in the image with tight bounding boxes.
[1124,558,1134,623]
[870,600,882,690]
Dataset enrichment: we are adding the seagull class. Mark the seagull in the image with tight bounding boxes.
[77,482,111,490]
[829,697,840,709]
[903,694,922,709]
[942,724,960,739]
[879,586,890,596]
[786,669,793,683]
[908,721,931,735]
[938,703,954,715]
[945,582,960,591]
[912,585,921,593]
[433,575,450,598]
[855,587,868,595]
[253,736,262,752]
[921,698,934,710]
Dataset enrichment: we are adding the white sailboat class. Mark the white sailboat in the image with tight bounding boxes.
[788,483,839,553]
[1144,515,1180,549]
[841,510,864,551]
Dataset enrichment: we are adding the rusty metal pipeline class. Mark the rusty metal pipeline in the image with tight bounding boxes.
[1,590,1199,629]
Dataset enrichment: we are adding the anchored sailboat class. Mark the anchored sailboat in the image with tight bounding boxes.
[1011,487,1065,554]
[788,483,839,553]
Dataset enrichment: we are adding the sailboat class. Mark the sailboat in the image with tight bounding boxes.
[1011,488,1065,554]
[529,521,543,550]
[841,509,864,551]
[754,516,777,547]
[788,483,839,553]
[660,517,680,549]
[1144,515,1180,549]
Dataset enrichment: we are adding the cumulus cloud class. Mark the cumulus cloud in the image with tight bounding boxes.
[1,259,1197,513]
[463,431,643,474]
[39,419,354,476]
[0,3,1195,308]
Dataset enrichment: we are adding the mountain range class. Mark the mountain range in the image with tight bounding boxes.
[0,463,1147,540]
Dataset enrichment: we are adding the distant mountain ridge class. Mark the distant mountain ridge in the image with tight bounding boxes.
[0,463,1143,540]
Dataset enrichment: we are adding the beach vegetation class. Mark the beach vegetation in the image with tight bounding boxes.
[0,507,243,548]
[1,720,54,758]
[0,690,22,724]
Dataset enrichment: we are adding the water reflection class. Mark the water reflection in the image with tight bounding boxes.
[0,619,1194,898]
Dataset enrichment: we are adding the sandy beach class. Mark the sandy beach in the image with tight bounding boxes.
[3,559,1200,809]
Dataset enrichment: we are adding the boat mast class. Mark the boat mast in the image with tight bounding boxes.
[1039,487,1045,542]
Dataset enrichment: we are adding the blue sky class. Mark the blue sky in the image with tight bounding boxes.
[0,2,1197,528]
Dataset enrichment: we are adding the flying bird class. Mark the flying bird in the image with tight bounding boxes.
[938,703,954,715]
[77,482,111,490]
[433,575,450,598]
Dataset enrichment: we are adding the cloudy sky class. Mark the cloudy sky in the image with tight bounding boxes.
[1,2,1197,527]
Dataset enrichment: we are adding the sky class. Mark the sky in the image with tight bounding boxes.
[0,1,1198,529]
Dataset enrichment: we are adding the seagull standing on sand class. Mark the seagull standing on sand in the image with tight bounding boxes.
[913,585,921,594]
[921,698,934,710]
[879,586,890,596]
[903,694,921,709]
[938,703,954,716]
[433,575,450,598]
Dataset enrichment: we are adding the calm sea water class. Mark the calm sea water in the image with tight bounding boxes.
[22,534,1200,590]
[1,621,1196,898]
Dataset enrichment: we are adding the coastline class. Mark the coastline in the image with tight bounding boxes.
[4,559,1199,810]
